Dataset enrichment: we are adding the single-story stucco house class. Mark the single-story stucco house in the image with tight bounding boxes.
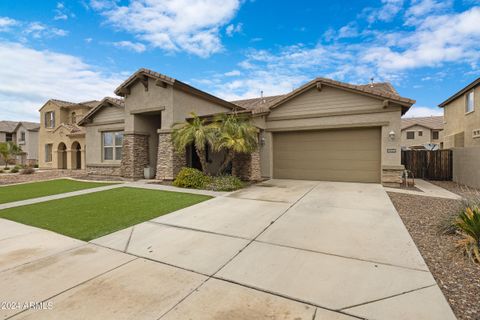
[78,68,414,186]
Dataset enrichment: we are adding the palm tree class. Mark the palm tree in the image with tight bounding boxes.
[211,113,259,175]
[0,142,22,169]
[171,113,216,173]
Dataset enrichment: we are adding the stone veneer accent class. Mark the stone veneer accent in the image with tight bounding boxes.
[232,148,261,181]
[382,168,404,187]
[121,134,149,179]
[87,165,122,176]
[156,131,186,180]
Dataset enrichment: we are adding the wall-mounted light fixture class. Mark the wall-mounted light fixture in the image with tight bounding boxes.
[388,130,396,141]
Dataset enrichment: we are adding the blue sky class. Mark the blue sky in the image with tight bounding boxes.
[0,0,479,121]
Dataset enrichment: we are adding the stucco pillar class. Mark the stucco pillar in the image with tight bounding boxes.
[121,133,149,179]
[155,130,186,180]
[81,149,86,170]
[232,148,261,181]
[66,149,73,170]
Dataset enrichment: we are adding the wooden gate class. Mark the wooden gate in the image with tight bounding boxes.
[401,150,453,180]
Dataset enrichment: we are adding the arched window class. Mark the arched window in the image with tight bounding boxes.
[71,112,76,124]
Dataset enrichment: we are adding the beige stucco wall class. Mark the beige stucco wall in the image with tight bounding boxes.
[443,85,480,148]
[84,106,125,167]
[261,86,404,179]
[38,101,89,169]
[15,124,38,161]
[452,147,480,189]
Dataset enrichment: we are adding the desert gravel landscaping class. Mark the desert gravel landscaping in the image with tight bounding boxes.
[388,191,480,320]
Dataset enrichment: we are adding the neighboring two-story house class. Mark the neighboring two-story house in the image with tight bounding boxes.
[439,77,480,148]
[0,120,39,165]
[38,99,98,170]
[401,116,444,150]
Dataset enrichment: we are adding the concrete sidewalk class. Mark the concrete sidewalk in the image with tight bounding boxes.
[384,179,461,200]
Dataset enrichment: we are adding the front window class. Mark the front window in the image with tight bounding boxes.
[466,91,474,113]
[406,131,415,140]
[103,131,123,161]
[45,144,53,162]
[44,111,55,128]
[20,131,25,142]
[5,133,12,141]
[432,131,439,140]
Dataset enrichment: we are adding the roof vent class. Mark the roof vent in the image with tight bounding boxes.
[261,90,265,103]
[370,77,374,87]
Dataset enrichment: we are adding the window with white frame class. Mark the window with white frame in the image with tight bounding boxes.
[466,91,474,113]
[102,131,123,161]
[44,111,55,128]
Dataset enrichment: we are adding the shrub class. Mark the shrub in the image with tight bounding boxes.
[455,206,480,263]
[34,164,39,168]
[207,175,244,191]
[20,167,35,175]
[13,165,21,170]
[9,167,19,173]
[0,169,4,174]
[173,167,212,189]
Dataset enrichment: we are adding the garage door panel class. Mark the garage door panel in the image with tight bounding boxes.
[273,128,381,183]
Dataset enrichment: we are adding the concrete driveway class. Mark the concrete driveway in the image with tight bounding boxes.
[1,180,456,319]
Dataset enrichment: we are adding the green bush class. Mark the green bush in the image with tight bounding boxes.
[173,167,212,189]
[0,169,4,174]
[207,175,244,191]
[455,205,480,263]
[13,165,21,170]
[34,164,39,168]
[9,167,19,173]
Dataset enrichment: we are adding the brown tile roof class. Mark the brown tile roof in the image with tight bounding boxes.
[53,123,86,136]
[0,120,19,133]
[439,77,480,107]
[401,116,444,130]
[230,95,285,112]
[17,121,40,131]
[49,99,100,109]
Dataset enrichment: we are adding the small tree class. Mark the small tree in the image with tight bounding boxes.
[0,142,22,169]
[171,113,216,174]
[212,113,259,175]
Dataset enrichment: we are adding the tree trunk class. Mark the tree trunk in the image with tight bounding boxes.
[215,150,234,176]
[195,147,209,174]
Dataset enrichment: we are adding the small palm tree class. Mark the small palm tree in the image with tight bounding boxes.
[212,113,259,175]
[171,113,216,173]
[0,142,22,169]
[455,206,480,263]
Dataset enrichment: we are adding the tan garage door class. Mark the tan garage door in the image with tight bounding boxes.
[273,127,381,183]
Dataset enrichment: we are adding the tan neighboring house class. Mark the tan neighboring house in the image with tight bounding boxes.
[439,77,480,148]
[401,116,444,149]
[38,99,99,170]
[439,77,480,188]
[0,120,40,165]
[79,68,414,186]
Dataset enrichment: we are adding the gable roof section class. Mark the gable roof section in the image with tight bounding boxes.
[401,116,444,131]
[52,123,85,136]
[0,120,18,133]
[439,77,480,107]
[78,97,125,125]
[268,78,415,114]
[114,68,243,111]
[39,99,100,112]
[14,121,40,132]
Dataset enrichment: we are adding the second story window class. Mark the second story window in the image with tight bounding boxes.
[466,91,474,113]
[20,131,25,142]
[406,131,415,140]
[71,112,76,124]
[432,131,439,140]
[45,111,55,128]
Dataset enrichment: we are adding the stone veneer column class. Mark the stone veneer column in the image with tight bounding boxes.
[156,130,186,180]
[232,148,261,181]
[381,166,404,187]
[121,134,149,179]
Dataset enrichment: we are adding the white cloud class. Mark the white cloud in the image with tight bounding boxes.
[404,0,452,25]
[0,17,18,31]
[365,0,405,23]
[0,42,123,121]
[112,41,146,53]
[224,70,241,77]
[402,106,443,117]
[91,0,241,57]
[225,23,242,37]
[85,37,93,43]
[54,2,75,20]
[24,22,69,39]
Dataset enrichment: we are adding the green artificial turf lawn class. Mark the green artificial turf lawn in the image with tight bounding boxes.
[0,179,118,204]
[0,187,211,241]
